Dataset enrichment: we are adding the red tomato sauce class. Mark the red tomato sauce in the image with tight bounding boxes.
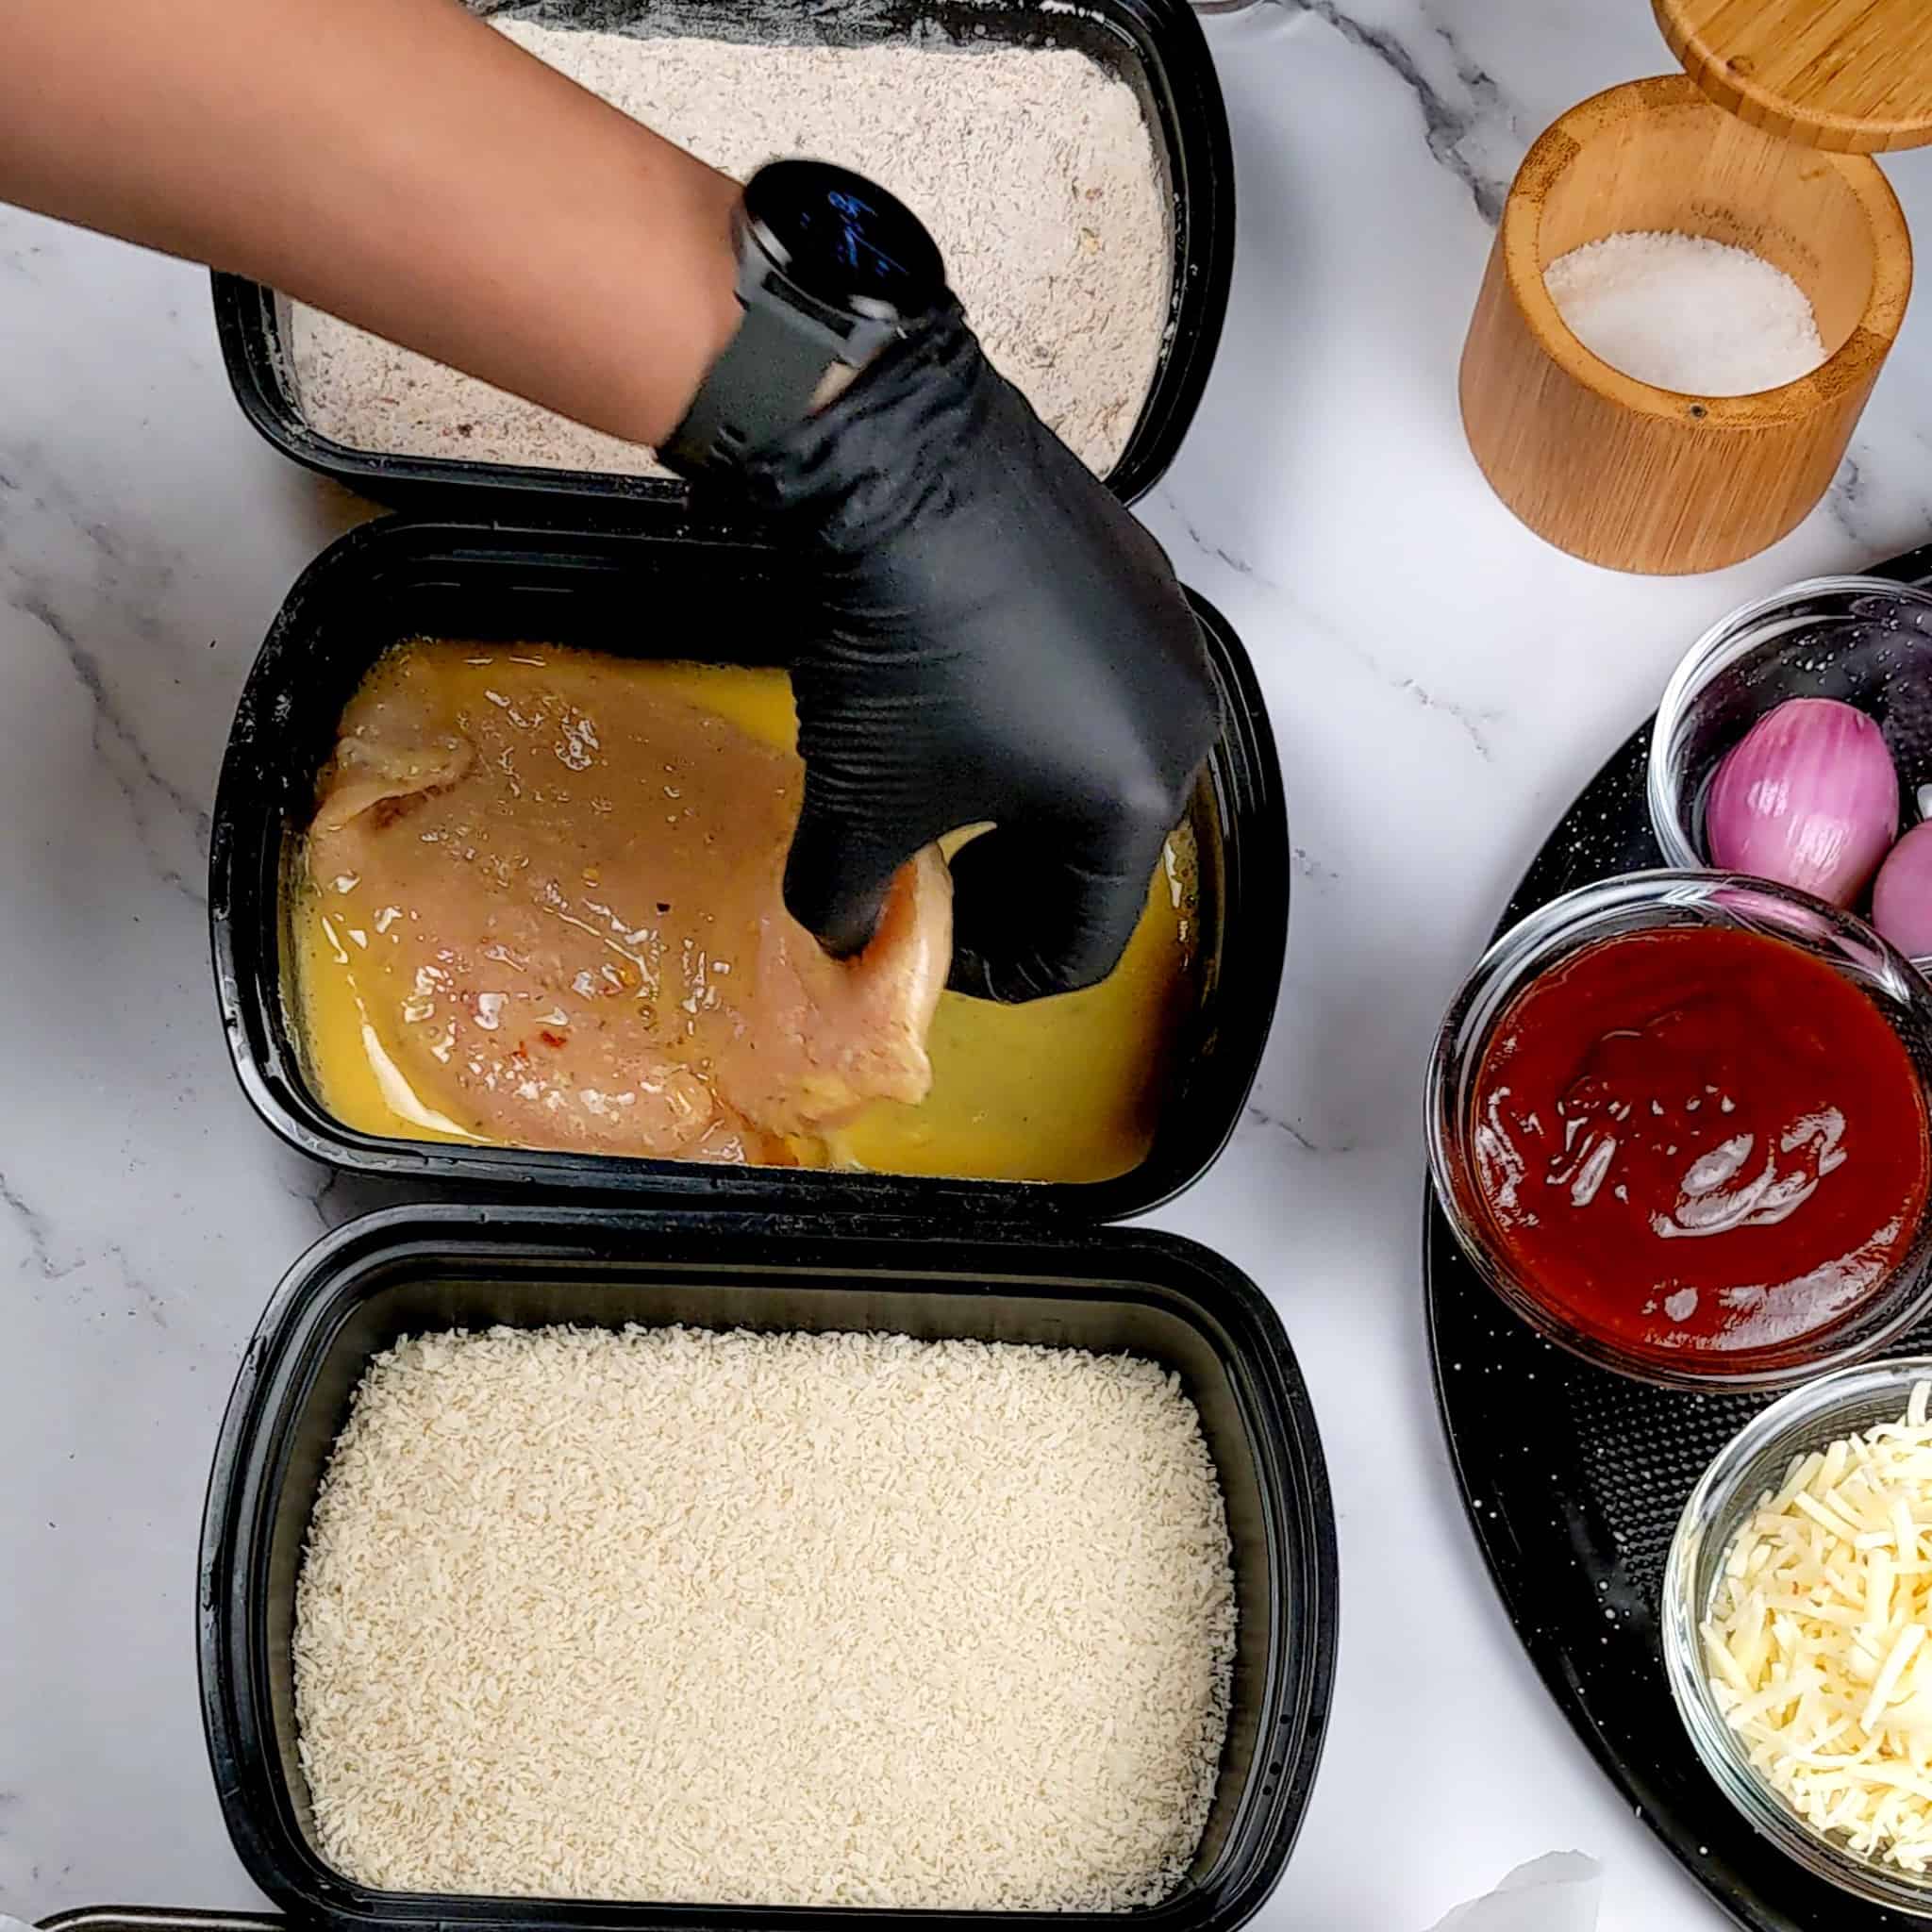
[1469,925,1931,1361]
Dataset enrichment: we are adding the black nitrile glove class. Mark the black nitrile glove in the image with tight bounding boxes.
[741,308,1222,1004]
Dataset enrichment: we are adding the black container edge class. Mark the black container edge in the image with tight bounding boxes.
[196,1205,1338,1932]
[38,1915,284,1932]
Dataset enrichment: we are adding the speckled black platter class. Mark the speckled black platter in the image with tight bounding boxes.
[1425,540,1932,1932]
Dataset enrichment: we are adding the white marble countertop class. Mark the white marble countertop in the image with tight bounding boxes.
[8,3,1932,1927]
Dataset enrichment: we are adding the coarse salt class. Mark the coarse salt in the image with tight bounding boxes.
[1544,230,1826,396]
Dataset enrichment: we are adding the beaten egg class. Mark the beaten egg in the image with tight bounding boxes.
[291,645,1199,1183]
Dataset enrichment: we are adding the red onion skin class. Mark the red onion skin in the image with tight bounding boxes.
[1874,822,1932,959]
[1705,698,1899,908]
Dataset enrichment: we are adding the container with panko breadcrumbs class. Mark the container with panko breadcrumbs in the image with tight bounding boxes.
[199,1207,1336,1932]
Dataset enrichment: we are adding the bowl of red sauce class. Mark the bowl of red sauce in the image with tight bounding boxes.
[1427,871,1932,1388]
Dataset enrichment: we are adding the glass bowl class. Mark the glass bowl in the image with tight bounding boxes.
[1663,1357,1932,1916]
[1424,869,1932,1389]
[1647,574,1932,968]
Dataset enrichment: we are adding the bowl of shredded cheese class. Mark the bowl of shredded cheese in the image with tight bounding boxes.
[1665,1359,1932,1911]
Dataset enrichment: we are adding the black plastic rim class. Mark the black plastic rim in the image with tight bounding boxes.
[209,0,1234,523]
[1425,538,1932,1932]
[207,514,1288,1218]
[38,1915,282,1932]
[197,1206,1339,1932]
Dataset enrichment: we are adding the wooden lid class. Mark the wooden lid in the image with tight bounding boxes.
[1656,0,1932,152]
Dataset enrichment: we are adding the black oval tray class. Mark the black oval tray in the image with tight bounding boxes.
[1425,540,1932,1932]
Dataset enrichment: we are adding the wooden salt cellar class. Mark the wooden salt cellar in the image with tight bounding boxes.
[1459,75,1910,575]
[1462,0,1932,576]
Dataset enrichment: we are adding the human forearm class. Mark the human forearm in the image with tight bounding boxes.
[2,0,741,445]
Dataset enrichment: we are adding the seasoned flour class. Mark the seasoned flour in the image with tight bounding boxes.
[288,24,1172,476]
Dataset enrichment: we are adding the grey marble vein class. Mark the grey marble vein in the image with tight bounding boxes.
[101,1241,174,1330]
[278,1158,442,1232]
[1825,453,1869,544]
[303,1168,344,1228]
[1243,1101,1320,1151]
[1173,515,1257,583]
[16,590,210,841]
[0,1167,76,1281]
[280,1161,372,1231]
[1272,0,1515,223]
[0,1160,177,1324]
[1818,440,1932,562]
[1153,487,1266,585]
[1391,672,1500,758]
[1158,484,1504,759]
[9,590,211,908]
[1291,842,1341,884]
[1242,1100,1361,1156]
[0,465,218,907]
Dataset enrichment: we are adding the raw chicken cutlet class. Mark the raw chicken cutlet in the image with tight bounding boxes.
[305,642,951,1163]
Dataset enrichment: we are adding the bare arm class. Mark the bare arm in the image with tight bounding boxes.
[2,0,741,446]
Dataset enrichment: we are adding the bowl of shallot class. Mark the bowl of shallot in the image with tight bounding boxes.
[1650,576,1932,969]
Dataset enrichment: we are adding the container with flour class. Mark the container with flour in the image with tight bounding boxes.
[212,0,1233,518]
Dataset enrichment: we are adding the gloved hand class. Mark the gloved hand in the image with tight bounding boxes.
[741,308,1223,1004]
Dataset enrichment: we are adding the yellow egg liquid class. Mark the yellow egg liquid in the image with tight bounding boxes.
[291,654,1197,1184]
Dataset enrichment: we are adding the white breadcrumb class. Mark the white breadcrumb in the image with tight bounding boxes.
[295,1323,1235,1909]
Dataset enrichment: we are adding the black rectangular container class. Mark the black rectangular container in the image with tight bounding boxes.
[197,1205,1337,1932]
[209,514,1287,1219]
[210,0,1234,521]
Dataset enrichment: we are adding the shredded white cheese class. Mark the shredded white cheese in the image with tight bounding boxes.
[1706,1380,1932,1867]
